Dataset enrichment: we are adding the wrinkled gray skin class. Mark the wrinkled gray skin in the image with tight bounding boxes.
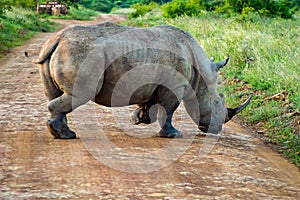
[36,22,252,139]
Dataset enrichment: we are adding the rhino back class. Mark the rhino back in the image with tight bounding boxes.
[93,24,197,106]
[45,22,132,93]
[38,22,129,63]
[43,22,205,102]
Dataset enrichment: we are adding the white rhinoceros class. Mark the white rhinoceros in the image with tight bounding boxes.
[34,22,252,139]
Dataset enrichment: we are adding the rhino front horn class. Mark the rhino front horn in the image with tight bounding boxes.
[225,93,254,123]
[215,56,230,71]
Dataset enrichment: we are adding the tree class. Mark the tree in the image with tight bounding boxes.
[91,0,113,12]
[224,0,295,18]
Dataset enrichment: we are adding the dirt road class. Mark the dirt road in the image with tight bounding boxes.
[1,14,299,199]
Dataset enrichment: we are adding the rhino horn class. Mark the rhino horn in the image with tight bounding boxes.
[225,93,254,123]
[215,56,230,71]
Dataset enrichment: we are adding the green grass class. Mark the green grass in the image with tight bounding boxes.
[124,11,300,167]
[0,5,99,58]
[0,7,57,58]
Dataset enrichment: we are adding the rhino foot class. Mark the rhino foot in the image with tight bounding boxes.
[158,127,183,138]
[47,119,76,139]
[130,108,152,125]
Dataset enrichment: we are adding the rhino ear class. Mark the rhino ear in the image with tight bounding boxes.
[215,56,230,71]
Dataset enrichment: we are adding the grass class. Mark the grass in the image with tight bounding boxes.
[124,11,300,167]
[0,7,57,58]
[0,5,98,58]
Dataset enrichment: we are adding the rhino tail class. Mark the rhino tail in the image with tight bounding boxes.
[35,38,60,64]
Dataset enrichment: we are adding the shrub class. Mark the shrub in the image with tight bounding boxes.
[162,0,200,18]
[129,2,159,18]
[0,7,57,57]
[220,0,295,19]
[0,0,11,16]
[66,5,98,20]
[191,0,224,11]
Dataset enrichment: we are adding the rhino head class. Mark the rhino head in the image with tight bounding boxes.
[197,92,253,133]
[185,57,253,134]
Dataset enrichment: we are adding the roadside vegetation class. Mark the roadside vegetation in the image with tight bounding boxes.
[123,0,300,167]
[0,7,57,58]
[0,1,98,57]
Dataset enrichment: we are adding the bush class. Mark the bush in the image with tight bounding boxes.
[162,0,200,18]
[66,5,98,20]
[129,2,159,18]
[190,0,224,11]
[0,7,57,57]
[0,0,11,16]
[220,0,295,19]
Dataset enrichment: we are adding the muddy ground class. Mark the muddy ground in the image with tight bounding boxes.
[0,14,300,199]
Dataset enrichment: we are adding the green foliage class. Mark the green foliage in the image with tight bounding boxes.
[159,0,296,19]
[282,133,300,167]
[8,0,36,9]
[4,0,297,19]
[59,4,98,19]
[0,7,57,58]
[80,0,113,13]
[190,0,224,11]
[141,0,172,4]
[161,0,200,18]
[114,0,140,8]
[221,0,295,19]
[80,0,142,12]
[0,1,11,16]
[129,2,159,18]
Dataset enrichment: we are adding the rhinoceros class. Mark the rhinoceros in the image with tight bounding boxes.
[33,22,252,139]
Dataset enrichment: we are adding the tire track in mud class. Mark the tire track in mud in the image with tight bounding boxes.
[0,14,299,199]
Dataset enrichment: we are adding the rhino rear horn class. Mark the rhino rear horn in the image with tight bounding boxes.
[225,93,254,123]
[215,56,230,71]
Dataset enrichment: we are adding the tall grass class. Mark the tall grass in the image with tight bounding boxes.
[166,15,299,109]
[124,12,300,167]
[0,5,98,58]
[0,7,57,57]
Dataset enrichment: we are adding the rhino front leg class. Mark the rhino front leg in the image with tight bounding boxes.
[157,102,183,138]
[47,93,88,139]
[158,103,183,138]
[156,87,183,138]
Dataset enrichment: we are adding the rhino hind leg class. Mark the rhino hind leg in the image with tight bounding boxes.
[47,93,88,139]
[47,117,76,139]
